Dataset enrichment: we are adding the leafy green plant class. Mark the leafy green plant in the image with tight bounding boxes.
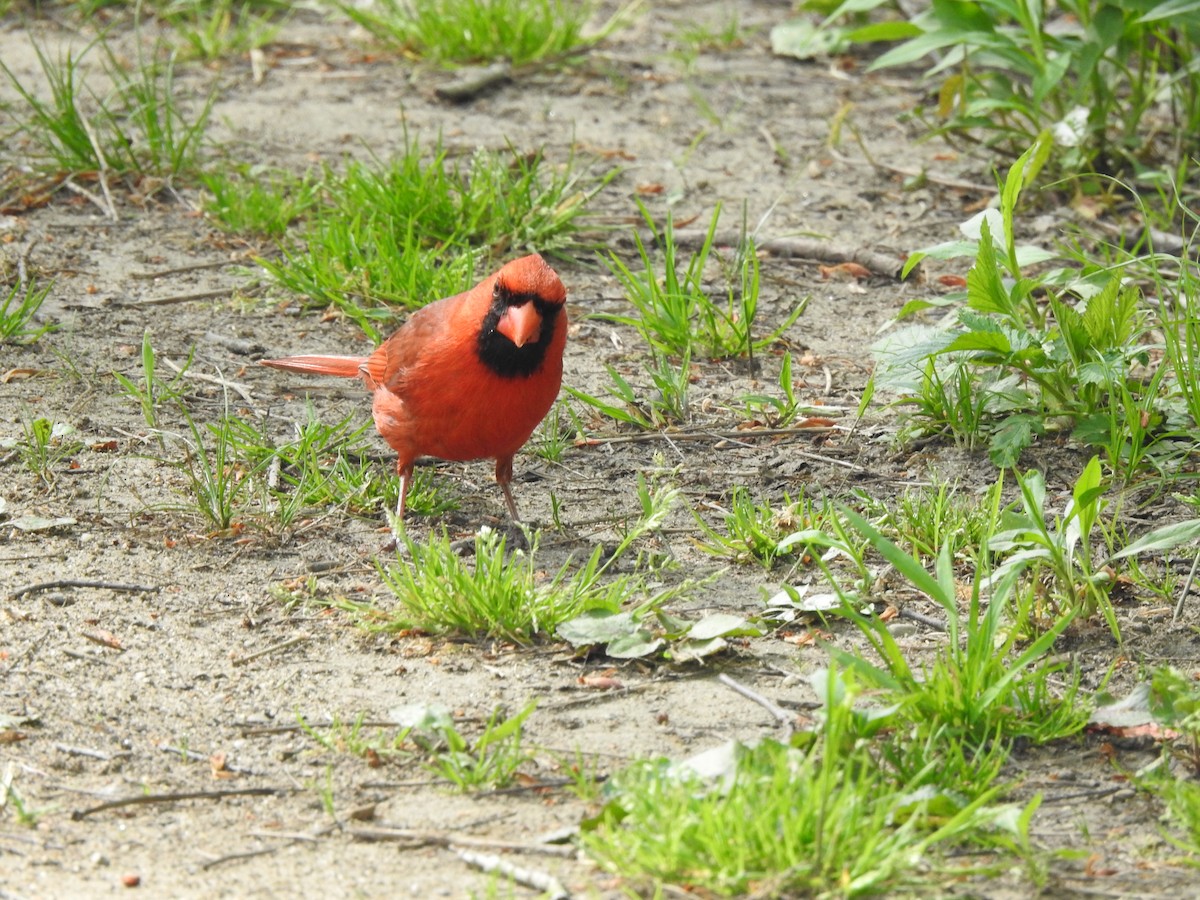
[566,354,692,430]
[878,141,1159,469]
[423,702,536,792]
[601,202,805,360]
[338,0,614,66]
[694,487,826,570]
[0,278,55,344]
[377,473,685,641]
[782,1,1200,187]
[828,506,1090,748]
[112,330,193,433]
[738,351,810,427]
[987,458,1120,637]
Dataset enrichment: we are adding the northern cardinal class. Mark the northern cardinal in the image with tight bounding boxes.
[261,253,567,522]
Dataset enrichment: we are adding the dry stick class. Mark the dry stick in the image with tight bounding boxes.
[456,849,570,900]
[8,579,159,602]
[79,114,118,221]
[71,787,289,820]
[62,648,114,666]
[126,288,233,307]
[898,608,948,632]
[61,179,111,217]
[717,673,794,738]
[160,356,254,403]
[1174,551,1200,623]
[350,826,575,857]
[53,743,132,761]
[650,228,909,280]
[130,260,242,280]
[230,634,311,668]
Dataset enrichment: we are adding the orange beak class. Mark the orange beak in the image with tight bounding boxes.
[495,302,542,348]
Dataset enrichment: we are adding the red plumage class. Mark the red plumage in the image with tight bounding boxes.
[261,253,568,521]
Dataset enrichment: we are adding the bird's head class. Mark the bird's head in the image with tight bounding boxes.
[478,254,567,378]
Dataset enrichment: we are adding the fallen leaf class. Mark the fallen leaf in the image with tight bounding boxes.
[210,752,235,779]
[636,183,665,195]
[1,368,43,382]
[578,674,624,690]
[91,440,119,452]
[83,630,124,651]
[818,262,871,281]
[938,274,968,288]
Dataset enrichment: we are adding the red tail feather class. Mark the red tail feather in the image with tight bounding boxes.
[259,355,365,378]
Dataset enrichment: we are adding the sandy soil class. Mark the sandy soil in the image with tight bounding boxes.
[3,2,1199,898]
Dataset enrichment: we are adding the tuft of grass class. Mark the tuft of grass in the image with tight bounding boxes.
[693,487,827,570]
[0,277,55,344]
[1,36,214,185]
[298,711,411,763]
[338,0,614,67]
[601,202,806,361]
[112,329,193,434]
[159,0,289,61]
[17,416,81,484]
[583,666,1026,897]
[200,165,321,239]
[377,473,682,641]
[259,139,608,335]
[825,505,1090,748]
[859,477,998,564]
[422,702,535,792]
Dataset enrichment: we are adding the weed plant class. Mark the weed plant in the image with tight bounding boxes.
[0,278,55,344]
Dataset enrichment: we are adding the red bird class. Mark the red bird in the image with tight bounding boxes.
[261,253,567,522]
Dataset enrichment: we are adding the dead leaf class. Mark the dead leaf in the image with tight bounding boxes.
[818,262,871,281]
[578,673,624,690]
[82,630,124,651]
[210,752,235,780]
[635,183,665,195]
[938,274,967,288]
[1,368,43,382]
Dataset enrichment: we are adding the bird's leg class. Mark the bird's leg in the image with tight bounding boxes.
[395,461,414,520]
[494,456,521,522]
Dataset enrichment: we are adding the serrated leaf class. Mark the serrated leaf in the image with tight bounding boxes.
[989,415,1040,467]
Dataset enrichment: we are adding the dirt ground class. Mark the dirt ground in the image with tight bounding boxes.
[3,2,1200,898]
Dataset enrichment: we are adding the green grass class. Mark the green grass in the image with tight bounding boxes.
[600,202,806,361]
[422,702,535,792]
[159,0,289,61]
[0,277,55,344]
[378,475,681,642]
[1,35,213,185]
[200,165,321,239]
[584,666,1029,896]
[257,138,608,335]
[336,0,615,67]
[693,486,828,570]
[17,416,81,484]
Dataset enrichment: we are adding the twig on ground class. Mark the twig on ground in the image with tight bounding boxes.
[72,787,289,820]
[8,579,159,602]
[130,260,242,280]
[53,744,132,761]
[898,608,948,632]
[649,228,909,280]
[124,289,233,307]
[351,826,575,857]
[456,848,570,899]
[79,114,118,221]
[161,357,254,403]
[230,634,311,668]
[718,673,794,739]
[1174,551,1199,623]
